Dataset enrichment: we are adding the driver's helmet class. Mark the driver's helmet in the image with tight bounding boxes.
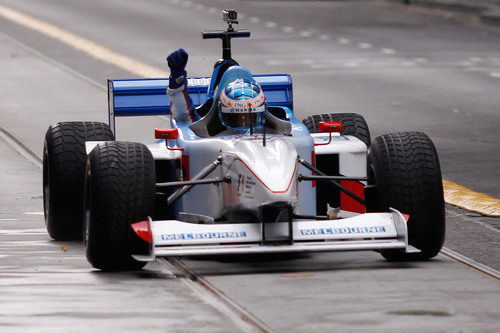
[218,79,266,128]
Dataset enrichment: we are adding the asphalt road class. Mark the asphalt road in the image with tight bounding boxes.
[0,0,499,331]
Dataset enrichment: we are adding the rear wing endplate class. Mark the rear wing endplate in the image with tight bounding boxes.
[107,74,293,134]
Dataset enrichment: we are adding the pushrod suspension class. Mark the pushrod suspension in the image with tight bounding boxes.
[166,155,223,206]
[297,157,366,205]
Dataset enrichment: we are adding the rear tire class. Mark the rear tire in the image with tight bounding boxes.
[367,132,445,261]
[84,142,155,271]
[302,113,371,147]
[43,122,114,240]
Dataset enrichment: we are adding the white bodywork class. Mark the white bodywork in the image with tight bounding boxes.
[133,209,418,260]
[221,137,298,212]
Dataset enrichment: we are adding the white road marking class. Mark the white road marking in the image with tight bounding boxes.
[489,72,500,78]
[359,43,372,49]
[282,26,294,33]
[266,59,285,66]
[0,219,19,221]
[299,31,312,37]
[460,61,474,67]
[338,38,350,44]
[469,57,483,63]
[249,17,260,24]
[265,21,277,28]
[381,48,396,55]
[0,228,46,235]
[413,57,428,63]
[310,63,326,69]
[318,34,330,40]
[402,61,416,66]
[24,212,44,215]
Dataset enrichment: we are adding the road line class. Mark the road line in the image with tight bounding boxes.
[162,258,274,333]
[0,4,169,78]
[0,5,497,216]
[441,247,500,280]
[0,125,42,167]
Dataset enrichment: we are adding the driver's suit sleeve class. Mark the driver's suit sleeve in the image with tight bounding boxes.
[167,83,199,123]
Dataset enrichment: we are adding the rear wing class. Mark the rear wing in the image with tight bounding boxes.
[107,74,293,134]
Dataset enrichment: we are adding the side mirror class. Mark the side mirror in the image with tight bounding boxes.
[155,128,179,140]
[318,121,343,133]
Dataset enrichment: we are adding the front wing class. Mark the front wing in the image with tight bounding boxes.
[132,209,419,261]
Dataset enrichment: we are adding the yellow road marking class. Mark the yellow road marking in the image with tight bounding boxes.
[443,180,500,217]
[0,4,169,78]
[1,4,499,217]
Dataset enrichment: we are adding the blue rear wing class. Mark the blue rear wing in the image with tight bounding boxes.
[108,74,293,133]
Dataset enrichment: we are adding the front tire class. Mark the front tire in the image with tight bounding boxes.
[84,142,155,271]
[43,121,114,240]
[368,132,445,261]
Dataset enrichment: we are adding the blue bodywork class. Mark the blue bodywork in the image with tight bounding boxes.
[108,72,293,125]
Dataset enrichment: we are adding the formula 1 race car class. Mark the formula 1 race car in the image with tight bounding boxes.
[43,9,445,271]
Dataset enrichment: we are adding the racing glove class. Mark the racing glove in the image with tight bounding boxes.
[167,48,188,89]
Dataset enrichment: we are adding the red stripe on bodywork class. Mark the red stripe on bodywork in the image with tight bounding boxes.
[182,154,190,180]
[311,150,316,188]
[340,180,365,213]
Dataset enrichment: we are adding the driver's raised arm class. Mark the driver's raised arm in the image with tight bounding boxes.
[166,49,199,123]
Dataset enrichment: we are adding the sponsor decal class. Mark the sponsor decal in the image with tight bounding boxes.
[300,226,387,236]
[161,231,247,241]
[316,136,348,142]
[220,90,265,113]
[188,78,211,86]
